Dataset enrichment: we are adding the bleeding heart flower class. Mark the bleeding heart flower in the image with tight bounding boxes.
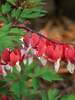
[9,51,20,66]
[31,33,40,48]
[14,48,23,62]
[23,33,40,48]
[64,45,75,62]
[23,34,30,47]
[1,49,10,63]
[46,44,63,62]
[36,38,47,56]
[64,45,75,73]
[46,44,63,72]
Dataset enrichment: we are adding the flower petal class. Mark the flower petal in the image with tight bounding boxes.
[28,57,33,65]
[2,65,7,76]
[23,59,27,65]
[67,61,75,73]
[16,62,21,72]
[4,64,13,72]
[38,57,47,66]
[54,58,61,72]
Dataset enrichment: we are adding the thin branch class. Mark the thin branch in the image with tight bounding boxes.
[12,23,75,46]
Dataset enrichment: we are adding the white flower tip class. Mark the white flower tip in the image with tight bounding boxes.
[54,59,61,72]
[28,57,33,65]
[4,64,13,72]
[23,57,33,65]
[21,49,26,56]
[38,57,47,66]
[67,61,75,74]
[1,65,7,77]
[3,72,7,77]
[16,62,21,72]
[22,44,25,48]
[23,59,27,65]
[20,37,23,42]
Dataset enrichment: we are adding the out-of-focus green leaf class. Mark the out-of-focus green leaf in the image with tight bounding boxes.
[48,89,59,100]
[20,7,46,19]
[6,73,16,82]
[0,36,14,52]
[61,95,75,100]
[41,91,48,100]
[10,28,25,36]
[32,78,40,90]
[1,3,12,14]
[0,87,8,94]
[11,8,22,19]
[0,24,11,33]
[7,0,16,5]
[34,67,63,82]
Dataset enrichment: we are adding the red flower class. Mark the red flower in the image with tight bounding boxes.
[14,48,23,61]
[9,49,21,66]
[1,48,22,66]
[35,38,47,56]
[23,33,40,48]
[46,44,63,62]
[1,95,8,100]
[23,34,30,47]
[31,33,40,48]
[1,49,10,63]
[64,45,75,62]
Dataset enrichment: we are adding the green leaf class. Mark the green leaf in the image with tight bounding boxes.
[25,62,37,73]
[0,23,11,33]
[27,95,37,100]
[10,28,25,36]
[23,86,30,96]
[0,36,14,52]
[41,91,48,100]
[20,7,46,19]
[48,89,59,100]
[41,69,63,82]
[11,8,22,19]
[7,0,16,5]
[32,78,40,90]
[0,15,7,22]
[6,73,16,82]
[34,67,63,82]
[11,81,20,98]
[0,87,8,94]
[11,80,24,98]
[0,24,11,39]
[1,3,12,14]
[61,95,75,100]
[11,78,30,97]
[0,23,24,52]
[0,80,7,85]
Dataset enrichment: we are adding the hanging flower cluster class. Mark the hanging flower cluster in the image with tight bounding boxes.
[23,33,75,74]
[0,47,28,76]
[0,27,75,76]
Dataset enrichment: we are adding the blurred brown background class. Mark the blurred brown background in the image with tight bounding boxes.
[30,0,75,44]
